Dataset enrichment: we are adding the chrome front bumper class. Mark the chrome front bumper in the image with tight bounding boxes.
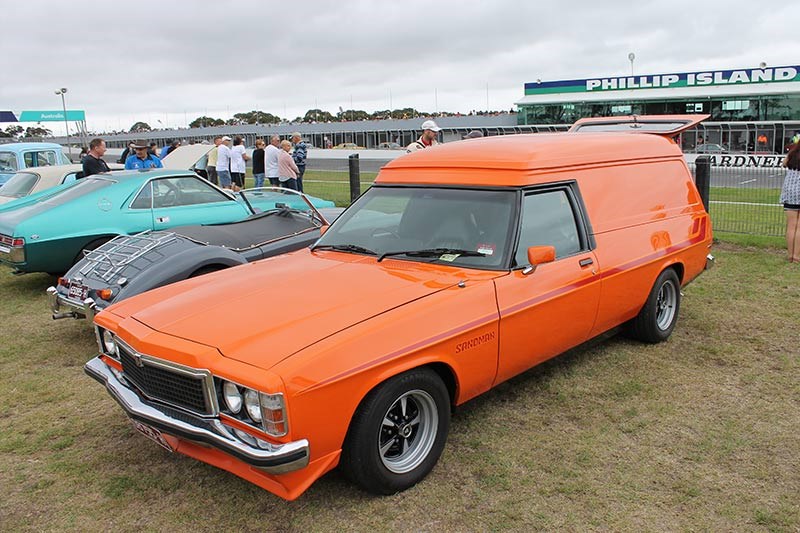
[46,286,97,320]
[84,357,309,474]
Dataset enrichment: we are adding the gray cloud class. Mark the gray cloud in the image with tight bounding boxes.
[2,0,798,132]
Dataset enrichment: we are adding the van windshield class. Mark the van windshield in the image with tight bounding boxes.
[315,186,516,270]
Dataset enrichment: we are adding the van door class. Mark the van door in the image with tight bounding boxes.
[493,186,601,384]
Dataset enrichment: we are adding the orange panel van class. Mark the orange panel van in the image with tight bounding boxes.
[86,115,714,500]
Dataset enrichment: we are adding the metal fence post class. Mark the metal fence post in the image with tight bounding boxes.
[695,156,711,212]
[348,153,360,204]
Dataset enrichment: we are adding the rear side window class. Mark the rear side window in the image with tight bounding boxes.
[23,150,58,168]
[0,172,39,197]
[514,189,582,266]
[131,182,153,209]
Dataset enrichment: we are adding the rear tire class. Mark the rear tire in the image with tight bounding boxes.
[626,268,681,343]
[72,237,113,267]
[340,368,450,495]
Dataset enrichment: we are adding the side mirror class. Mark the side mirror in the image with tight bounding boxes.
[527,245,556,265]
[522,245,556,275]
[319,225,328,236]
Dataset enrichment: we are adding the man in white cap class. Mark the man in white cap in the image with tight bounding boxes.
[406,119,441,152]
[215,136,233,189]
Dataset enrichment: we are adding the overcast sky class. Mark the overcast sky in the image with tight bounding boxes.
[2,0,799,134]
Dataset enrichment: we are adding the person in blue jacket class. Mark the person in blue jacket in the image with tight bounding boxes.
[125,141,163,170]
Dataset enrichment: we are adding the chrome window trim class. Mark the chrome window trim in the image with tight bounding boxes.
[115,336,219,416]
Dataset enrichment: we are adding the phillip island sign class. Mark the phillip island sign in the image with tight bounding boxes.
[525,66,800,95]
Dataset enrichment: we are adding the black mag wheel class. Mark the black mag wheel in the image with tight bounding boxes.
[626,268,681,343]
[341,368,450,495]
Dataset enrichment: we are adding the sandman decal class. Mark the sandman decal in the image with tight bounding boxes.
[455,331,496,354]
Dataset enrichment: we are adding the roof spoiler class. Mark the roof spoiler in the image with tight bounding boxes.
[568,114,710,136]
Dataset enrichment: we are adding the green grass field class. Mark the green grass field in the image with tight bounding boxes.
[0,244,797,531]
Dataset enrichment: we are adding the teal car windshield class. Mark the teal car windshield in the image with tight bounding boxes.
[316,186,517,269]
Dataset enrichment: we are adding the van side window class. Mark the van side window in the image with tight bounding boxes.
[515,189,581,266]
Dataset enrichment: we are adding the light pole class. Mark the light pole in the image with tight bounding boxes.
[54,88,71,160]
[628,52,635,76]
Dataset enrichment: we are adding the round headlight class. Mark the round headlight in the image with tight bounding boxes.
[244,389,262,423]
[222,382,243,414]
[102,329,117,355]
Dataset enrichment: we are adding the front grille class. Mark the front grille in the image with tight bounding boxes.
[119,346,209,415]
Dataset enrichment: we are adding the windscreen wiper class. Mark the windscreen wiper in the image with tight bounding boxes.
[377,248,486,262]
[311,243,377,255]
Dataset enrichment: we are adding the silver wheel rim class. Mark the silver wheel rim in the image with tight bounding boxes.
[655,279,677,330]
[378,389,438,474]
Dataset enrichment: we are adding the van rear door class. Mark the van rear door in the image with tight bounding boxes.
[568,114,709,136]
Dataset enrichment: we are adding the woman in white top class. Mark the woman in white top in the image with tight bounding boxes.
[230,136,250,192]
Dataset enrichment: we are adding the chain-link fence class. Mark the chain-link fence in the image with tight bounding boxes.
[690,161,786,236]
[298,155,388,207]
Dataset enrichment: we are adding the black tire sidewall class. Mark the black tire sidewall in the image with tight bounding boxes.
[632,268,681,343]
[341,368,450,495]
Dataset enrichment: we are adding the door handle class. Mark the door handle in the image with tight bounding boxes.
[579,257,594,267]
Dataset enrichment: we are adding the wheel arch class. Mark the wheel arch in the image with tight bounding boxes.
[341,361,459,441]
[667,261,685,284]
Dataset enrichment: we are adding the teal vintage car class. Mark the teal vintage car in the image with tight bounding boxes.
[0,170,335,274]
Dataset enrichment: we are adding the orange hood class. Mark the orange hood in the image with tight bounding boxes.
[114,250,476,368]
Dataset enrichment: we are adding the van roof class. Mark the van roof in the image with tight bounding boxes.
[378,132,684,187]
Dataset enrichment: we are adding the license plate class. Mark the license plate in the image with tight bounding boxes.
[67,282,88,300]
[131,420,173,452]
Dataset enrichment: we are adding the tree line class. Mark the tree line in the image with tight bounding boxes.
[0,125,54,139]
[128,107,511,133]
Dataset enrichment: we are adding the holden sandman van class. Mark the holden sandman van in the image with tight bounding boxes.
[86,115,714,500]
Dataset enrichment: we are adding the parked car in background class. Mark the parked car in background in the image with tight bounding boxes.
[0,142,70,186]
[377,142,404,150]
[86,115,713,501]
[49,192,343,320]
[0,171,335,275]
[0,163,124,205]
[332,143,365,150]
[694,143,727,153]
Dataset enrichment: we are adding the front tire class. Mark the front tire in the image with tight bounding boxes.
[627,268,681,343]
[341,368,450,495]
